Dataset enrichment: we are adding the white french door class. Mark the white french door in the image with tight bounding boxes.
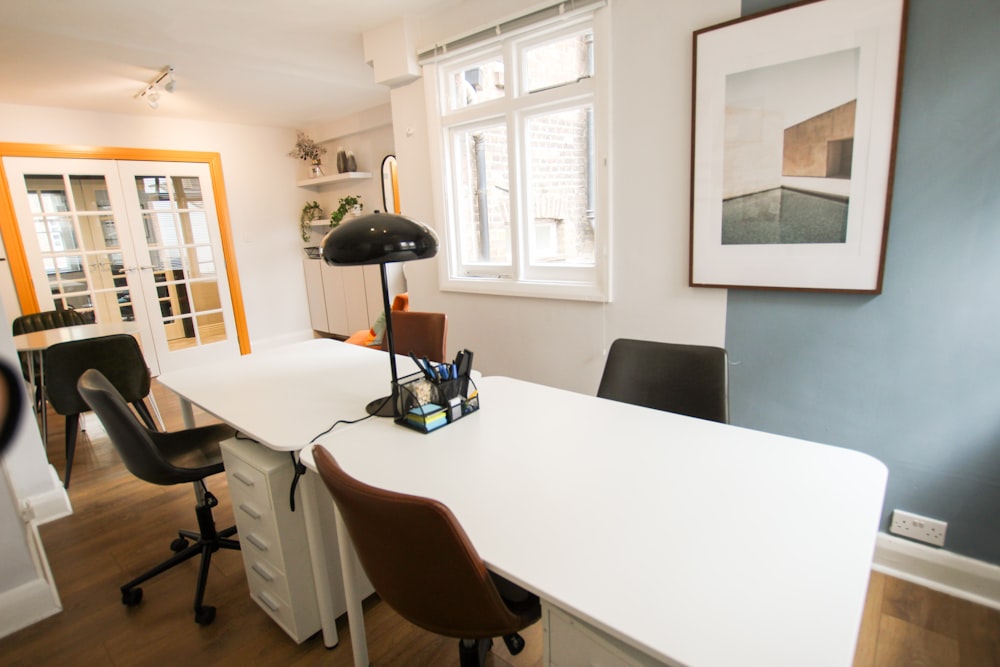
[3,156,241,375]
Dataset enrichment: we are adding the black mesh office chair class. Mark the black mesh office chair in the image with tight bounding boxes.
[77,368,240,625]
[597,338,730,423]
[314,447,540,666]
[11,309,87,412]
[43,334,160,489]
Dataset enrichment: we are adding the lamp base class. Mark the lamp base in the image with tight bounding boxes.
[365,395,396,418]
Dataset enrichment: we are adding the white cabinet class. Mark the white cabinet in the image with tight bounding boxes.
[544,602,662,667]
[302,258,391,336]
[221,437,321,644]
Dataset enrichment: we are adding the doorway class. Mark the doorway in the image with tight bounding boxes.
[1,149,248,375]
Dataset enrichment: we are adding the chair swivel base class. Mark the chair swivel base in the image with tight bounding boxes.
[119,493,240,625]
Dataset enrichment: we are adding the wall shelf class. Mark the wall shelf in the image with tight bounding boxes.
[296,171,372,189]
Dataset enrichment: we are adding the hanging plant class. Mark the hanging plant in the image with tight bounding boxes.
[330,195,362,227]
[300,200,323,241]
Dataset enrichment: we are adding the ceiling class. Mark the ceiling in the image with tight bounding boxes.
[0,0,458,129]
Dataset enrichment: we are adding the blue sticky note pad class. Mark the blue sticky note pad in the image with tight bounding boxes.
[410,403,443,416]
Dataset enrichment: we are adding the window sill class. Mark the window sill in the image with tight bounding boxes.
[439,274,610,303]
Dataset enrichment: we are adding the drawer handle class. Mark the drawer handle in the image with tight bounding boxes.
[245,533,268,551]
[232,471,255,487]
[238,503,261,520]
[256,591,280,612]
[251,562,274,582]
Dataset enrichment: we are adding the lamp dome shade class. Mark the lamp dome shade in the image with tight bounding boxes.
[322,213,438,266]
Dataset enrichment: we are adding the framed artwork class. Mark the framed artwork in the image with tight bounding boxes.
[689,0,908,293]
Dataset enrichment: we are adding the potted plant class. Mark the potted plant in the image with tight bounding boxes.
[300,200,323,242]
[330,195,363,227]
[288,131,327,177]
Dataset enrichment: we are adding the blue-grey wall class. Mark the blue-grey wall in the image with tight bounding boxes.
[729,0,1000,564]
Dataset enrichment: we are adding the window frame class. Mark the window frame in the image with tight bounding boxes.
[426,10,611,302]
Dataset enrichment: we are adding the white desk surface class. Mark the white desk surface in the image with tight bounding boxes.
[303,375,888,667]
[157,338,421,451]
[13,322,139,352]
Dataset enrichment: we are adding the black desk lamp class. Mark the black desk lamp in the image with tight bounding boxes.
[322,212,438,417]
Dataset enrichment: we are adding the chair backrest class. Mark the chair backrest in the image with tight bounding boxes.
[77,369,221,486]
[597,338,729,423]
[12,309,86,335]
[44,334,151,417]
[382,311,448,363]
[313,446,524,638]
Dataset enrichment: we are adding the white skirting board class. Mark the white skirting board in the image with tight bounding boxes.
[873,532,1000,610]
[0,521,62,639]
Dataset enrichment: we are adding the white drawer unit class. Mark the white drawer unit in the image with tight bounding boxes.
[544,601,662,667]
[221,437,321,644]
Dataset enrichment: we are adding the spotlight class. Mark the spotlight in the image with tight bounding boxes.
[135,66,175,109]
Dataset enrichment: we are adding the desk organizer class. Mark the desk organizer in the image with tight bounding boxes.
[395,369,479,433]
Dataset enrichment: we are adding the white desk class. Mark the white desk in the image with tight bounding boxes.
[302,376,887,667]
[158,339,421,647]
[161,340,887,666]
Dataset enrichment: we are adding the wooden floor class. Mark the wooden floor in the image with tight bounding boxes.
[1,381,998,666]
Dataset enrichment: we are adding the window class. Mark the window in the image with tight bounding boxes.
[427,9,609,301]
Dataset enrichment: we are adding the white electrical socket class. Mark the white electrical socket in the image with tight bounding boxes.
[890,509,947,547]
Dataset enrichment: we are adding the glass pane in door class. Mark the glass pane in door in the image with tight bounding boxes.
[23,174,137,324]
[134,175,228,351]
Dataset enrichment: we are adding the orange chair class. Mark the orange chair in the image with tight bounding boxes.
[313,447,540,666]
[344,293,409,348]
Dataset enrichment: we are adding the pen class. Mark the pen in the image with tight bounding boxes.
[410,352,436,382]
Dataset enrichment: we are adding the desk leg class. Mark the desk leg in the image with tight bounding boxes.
[300,470,340,649]
[178,397,196,429]
[334,502,369,667]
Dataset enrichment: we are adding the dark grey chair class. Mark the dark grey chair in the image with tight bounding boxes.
[12,308,87,412]
[77,368,239,625]
[43,334,159,489]
[597,338,729,423]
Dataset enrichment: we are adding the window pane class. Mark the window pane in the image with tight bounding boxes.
[523,31,593,94]
[447,56,505,111]
[69,175,111,211]
[525,106,595,266]
[451,124,511,266]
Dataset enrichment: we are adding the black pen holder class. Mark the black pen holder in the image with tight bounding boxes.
[394,369,479,433]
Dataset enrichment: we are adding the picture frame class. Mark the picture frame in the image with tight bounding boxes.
[689,0,908,293]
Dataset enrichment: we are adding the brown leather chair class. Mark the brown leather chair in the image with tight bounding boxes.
[597,338,729,423]
[313,447,540,666]
[382,310,448,363]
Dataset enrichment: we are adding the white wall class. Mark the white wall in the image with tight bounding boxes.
[388,0,739,393]
[0,102,313,352]
[0,296,61,637]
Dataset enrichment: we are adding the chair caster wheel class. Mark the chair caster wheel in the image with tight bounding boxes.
[195,605,216,625]
[122,587,143,607]
[502,632,526,655]
[170,537,189,552]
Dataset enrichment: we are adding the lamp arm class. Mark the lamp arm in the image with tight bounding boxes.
[380,263,399,415]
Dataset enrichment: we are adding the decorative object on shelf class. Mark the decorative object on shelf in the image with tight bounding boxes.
[299,200,324,241]
[288,131,327,178]
[329,195,362,227]
[322,213,439,418]
[303,246,322,259]
[335,147,358,174]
